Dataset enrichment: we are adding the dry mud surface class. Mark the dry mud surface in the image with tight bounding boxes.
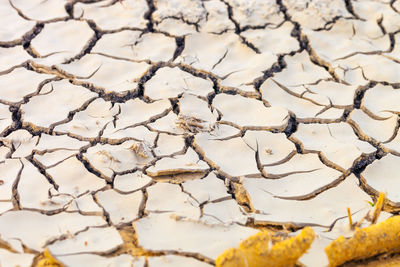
[1,0,400,266]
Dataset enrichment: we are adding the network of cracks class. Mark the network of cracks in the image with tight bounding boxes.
[1,0,400,266]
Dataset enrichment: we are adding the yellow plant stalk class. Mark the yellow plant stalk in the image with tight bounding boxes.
[371,192,385,224]
[347,207,353,229]
[216,227,315,267]
[325,215,400,267]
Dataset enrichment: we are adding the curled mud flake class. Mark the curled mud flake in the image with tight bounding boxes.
[146,147,209,178]
[216,227,315,267]
[1,130,39,158]
[178,93,217,133]
[96,150,122,164]
[176,114,209,133]
[325,215,400,267]
[232,182,255,213]
[129,142,152,158]
[154,133,185,157]
[85,142,153,179]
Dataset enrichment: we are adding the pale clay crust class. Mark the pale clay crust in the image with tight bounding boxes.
[1,0,400,266]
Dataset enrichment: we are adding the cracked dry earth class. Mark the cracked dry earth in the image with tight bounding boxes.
[3,0,400,266]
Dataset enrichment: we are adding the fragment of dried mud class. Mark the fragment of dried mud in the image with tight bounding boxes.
[0,46,31,73]
[292,122,376,171]
[96,189,143,225]
[260,79,344,122]
[144,67,214,100]
[114,171,153,193]
[193,135,260,177]
[93,31,176,62]
[182,172,230,203]
[242,22,298,54]
[245,174,373,226]
[0,68,53,104]
[74,0,148,31]
[146,147,209,177]
[202,199,247,225]
[253,153,342,199]
[148,255,212,267]
[46,157,106,196]
[362,84,400,119]
[0,210,106,251]
[0,2,36,43]
[176,32,275,92]
[348,109,398,143]
[146,182,200,219]
[0,248,35,267]
[336,54,400,84]
[55,98,119,138]
[304,18,388,64]
[361,154,400,205]
[133,213,258,260]
[213,93,289,130]
[57,54,150,94]
[30,20,93,63]
[21,80,97,128]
